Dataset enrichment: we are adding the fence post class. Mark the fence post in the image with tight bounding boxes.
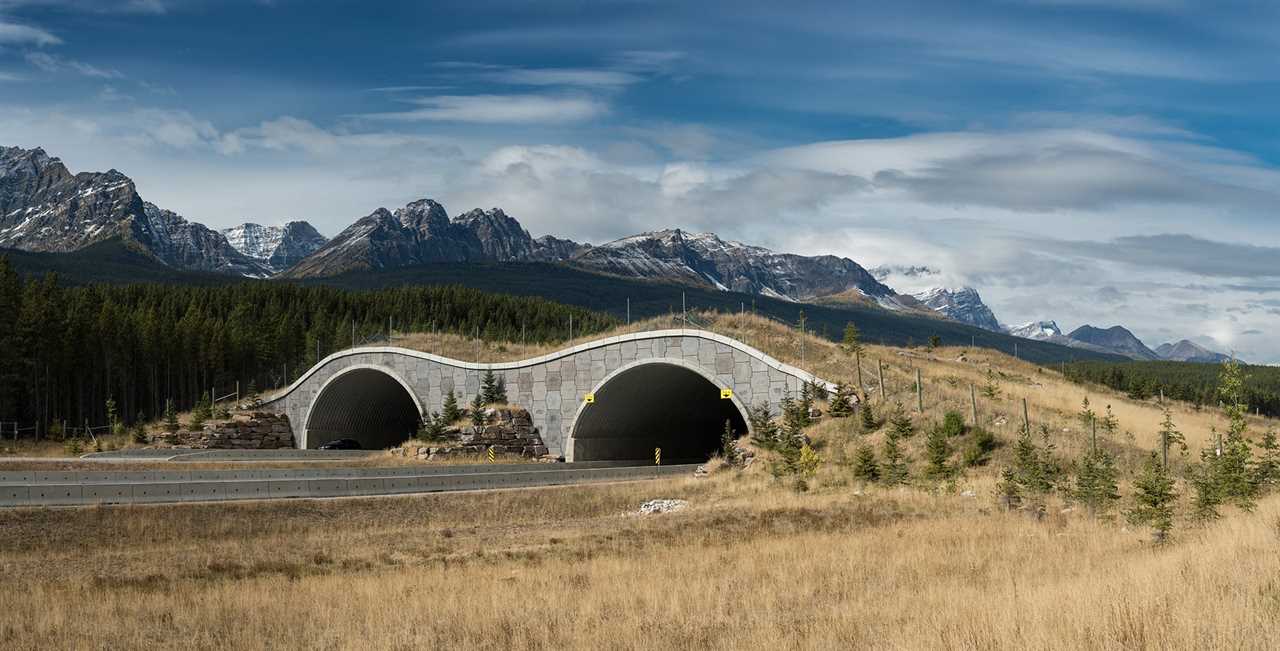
[915,368,924,413]
[855,350,864,393]
[878,359,886,401]
[1022,397,1030,434]
[970,384,978,426]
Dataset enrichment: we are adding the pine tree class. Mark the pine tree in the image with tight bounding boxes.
[929,335,941,349]
[470,394,488,427]
[418,411,447,441]
[1127,452,1177,544]
[827,382,853,418]
[924,423,952,479]
[995,467,1022,510]
[852,444,879,482]
[1254,429,1279,491]
[861,399,878,433]
[190,394,211,430]
[1075,447,1120,518]
[1157,407,1186,467]
[1079,396,1096,432]
[940,411,965,437]
[443,390,463,424]
[981,369,1001,399]
[782,394,808,447]
[748,403,780,448]
[1190,447,1223,521]
[889,402,915,438]
[1216,359,1258,509]
[493,375,508,404]
[1100,405,1119,438]
[163,398,179,431]
[480,369,499,405]
[841,322,863,355]
[1013,427,1052,494]
[105,396,120,435]
[882,431,909,485]
[720,419,740,467]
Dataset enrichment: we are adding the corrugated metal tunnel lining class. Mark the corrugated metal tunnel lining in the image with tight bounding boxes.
[571,362,748,462]
[305,368,420,450]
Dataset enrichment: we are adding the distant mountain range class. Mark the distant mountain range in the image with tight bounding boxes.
[0,145,1234,364]
[1006,319,1234,363]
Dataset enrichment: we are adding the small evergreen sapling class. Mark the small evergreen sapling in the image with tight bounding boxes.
[720,419,741,467]
[163,398,179,431]
[882,431,909,485]
[860,399,878,433]
[470,394,488,427]
[442,390,463,424]
[924,423,952,479]
[1075,446,1120,518]
[889,402,915,439]
[962,427,997,467]
[995,467,1021,511]
[940,411,965,437]
[748,403,780,448]
[1255,429,1279,491]
[852,444,879,482]
[841,322,863,356]
[1127,452,1177,544]
[827,382,853,418]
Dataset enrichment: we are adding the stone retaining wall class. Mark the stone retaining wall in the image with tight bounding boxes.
[392,406,549,461]
[153,412,295,449]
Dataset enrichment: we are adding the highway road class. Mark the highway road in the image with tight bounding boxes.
[0,461,701,507]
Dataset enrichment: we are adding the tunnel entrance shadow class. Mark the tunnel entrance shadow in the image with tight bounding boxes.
[305,367,421,450]
[569,362,748,462]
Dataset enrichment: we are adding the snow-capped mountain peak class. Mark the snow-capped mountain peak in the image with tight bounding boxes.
[912,286,1003,332]
[222,221,328,273]
[1007,320,1062,340]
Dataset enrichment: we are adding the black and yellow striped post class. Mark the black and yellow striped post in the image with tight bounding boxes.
[654,447,661,466]
[487,445,495,463]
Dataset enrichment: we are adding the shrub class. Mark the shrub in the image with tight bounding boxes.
[64,437,84,456]
[962,427,997,467]
[940,411,966,437]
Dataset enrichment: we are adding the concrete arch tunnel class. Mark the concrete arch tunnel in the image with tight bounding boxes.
[262,329,836,461]
[304,366,424,450]
[567,360,750,462]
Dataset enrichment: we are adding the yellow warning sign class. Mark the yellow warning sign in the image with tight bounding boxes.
[584,393,595,403]
[720,388,733,399]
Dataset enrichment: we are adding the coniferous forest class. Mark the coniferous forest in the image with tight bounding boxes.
[1064,359,1280,417]
[0,256,616,433]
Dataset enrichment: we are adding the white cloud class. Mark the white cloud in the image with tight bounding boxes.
[483,67,640,88]
[0,19,59,45]
[364,94,608,124]
[0,70,22,81]
[25,51,122,78]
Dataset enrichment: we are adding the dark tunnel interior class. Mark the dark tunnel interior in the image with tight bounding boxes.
[570,363,748,462]
[306,368,421,450]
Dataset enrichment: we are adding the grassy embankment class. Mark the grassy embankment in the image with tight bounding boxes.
[2,313,1277,649]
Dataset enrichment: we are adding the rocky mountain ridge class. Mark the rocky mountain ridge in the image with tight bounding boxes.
[911,287,1003,332]
[222,221,328,273]
[1,146,269,276]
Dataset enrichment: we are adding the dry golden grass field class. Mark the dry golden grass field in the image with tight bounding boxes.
[2,314,1277,650]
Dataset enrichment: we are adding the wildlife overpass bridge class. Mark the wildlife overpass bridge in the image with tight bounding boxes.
[261,329,833,462]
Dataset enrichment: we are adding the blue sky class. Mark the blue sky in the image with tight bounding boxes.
[1,0,1278,361]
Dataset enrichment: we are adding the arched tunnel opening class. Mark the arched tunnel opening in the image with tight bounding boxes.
[305,368,421,450]
[570,363,748,463]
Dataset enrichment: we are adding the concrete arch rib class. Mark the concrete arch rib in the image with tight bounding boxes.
[303,364,424,450]
[563,358,751,463]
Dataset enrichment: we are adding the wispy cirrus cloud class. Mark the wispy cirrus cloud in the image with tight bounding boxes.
[0,18,59,45]
[362,94,608,124]
[25,51,122,78]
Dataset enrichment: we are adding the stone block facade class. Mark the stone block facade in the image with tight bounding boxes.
[261,329,832,460]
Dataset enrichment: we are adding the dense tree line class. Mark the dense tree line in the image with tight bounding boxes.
[0,256,615,433]
[1063,360,1280,417]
